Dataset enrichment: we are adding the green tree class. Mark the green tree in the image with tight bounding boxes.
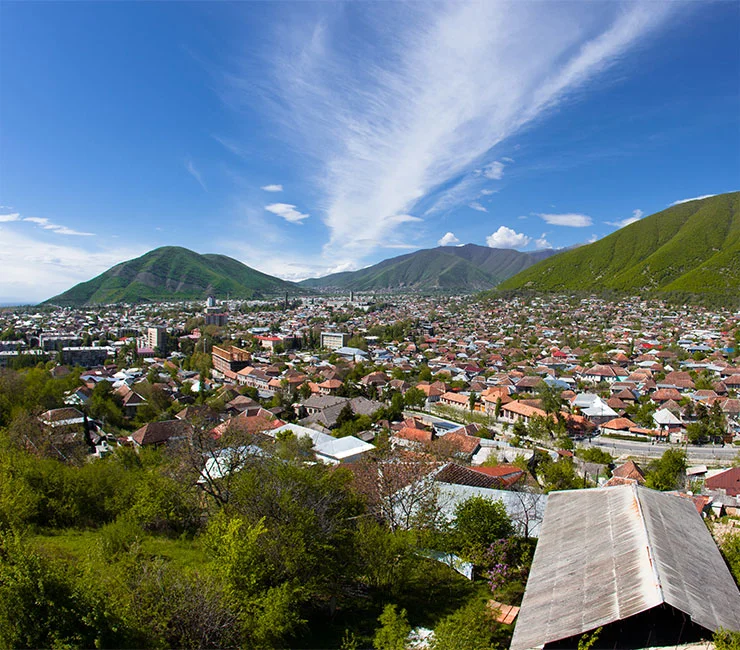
[452,496,514,560]
[718,531,740,585]
[645,448,687,491]
[538,382,563,418]
[404,387,426,410]
[0,532,124,649]
[431,600,501,650]
[373,604,411,650]
[469,391,477,412]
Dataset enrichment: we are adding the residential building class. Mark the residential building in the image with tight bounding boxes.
[321,331,349,350]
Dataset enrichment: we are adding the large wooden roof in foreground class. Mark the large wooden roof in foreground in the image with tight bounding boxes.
[510,484,740,650]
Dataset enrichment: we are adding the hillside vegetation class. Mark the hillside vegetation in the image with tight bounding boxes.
[300,244,556,291]
[497,192,740,296]
[44,247,302,306]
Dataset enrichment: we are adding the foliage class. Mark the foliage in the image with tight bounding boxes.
[577,626,602,650]
[714,628,740,650]
[576,447,614,465]
[536,455,582,492]
[45,246,302,306]
[0,531,124,649]
[404,386,426,409]
[431,599,502,650]
[718,531,740,586]
[497,192,740,296]
[373,604,411,650]
[644,448,687,491]
[451,496,514,562]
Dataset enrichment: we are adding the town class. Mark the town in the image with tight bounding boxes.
[1,291,739,648]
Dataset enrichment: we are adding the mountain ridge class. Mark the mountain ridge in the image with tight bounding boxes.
[44,246,304,306]
[299,244,558,291]
[496,192,740,296]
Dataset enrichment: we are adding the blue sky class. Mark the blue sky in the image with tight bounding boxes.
[1,1,738,303]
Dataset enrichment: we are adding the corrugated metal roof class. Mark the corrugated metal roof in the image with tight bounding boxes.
[510,484,740,650]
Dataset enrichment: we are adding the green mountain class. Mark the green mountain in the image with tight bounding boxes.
[299,244,557,292]
[44,246,303,306]
[497,191,740,296]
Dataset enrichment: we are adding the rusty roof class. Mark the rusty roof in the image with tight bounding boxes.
[510,484,740,650]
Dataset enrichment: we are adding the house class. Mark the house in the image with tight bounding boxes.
[705,467,740,497]
[605,459,646,486]
[437,430,481,461]
[439,391,470,409]
[600,417,637,436]
[581,364,627,384]
[130,419,193,447]
[500,401,547,426]
[39,407,85,428]
[318,378,343,395]
[510,484,740,650]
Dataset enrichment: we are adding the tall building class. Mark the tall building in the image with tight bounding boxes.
[320,331,350,350]
[211,345,251,376]
[146,326,167,351]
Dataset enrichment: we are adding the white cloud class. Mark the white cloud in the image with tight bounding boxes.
[0,226,145,303]
[588,234,598,243]
[535,234,552,249]
[261,184,283,192]
[670,194,716,206]
[479,189,497,196]
[185,159,207,191]
[438,232,460,246]
[605,208,645,229]
[265,202,310,223]
[0,213,20,222]
[537,212,593,227]
[20,215,94,236]
[482,161,505,180]
[226,1,675,269]
[486,226,531,249]
[469,202,487,212]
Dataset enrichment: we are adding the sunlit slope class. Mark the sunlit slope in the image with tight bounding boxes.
[498,192,740,295]
[45,246,303,305]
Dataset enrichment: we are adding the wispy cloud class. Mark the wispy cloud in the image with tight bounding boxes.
[265,202,309,223]
[606,208,644,228]
[21,215,94,236]
[0,226,144,303]
[538,212,593,227]
[469,202,487,213]
[438,232,460,246]
[670,193,716,206]
[226,1,675,268]
[185,159,207,191]
[0,213,20,223]
[486,226,531,249]
[261,184,283,192]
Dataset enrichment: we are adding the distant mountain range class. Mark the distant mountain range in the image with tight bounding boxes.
[498,191,740,296]
[44,246,304,306]
[42,191,738,306]
[299,244,558,292]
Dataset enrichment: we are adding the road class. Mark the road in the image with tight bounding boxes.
[403,410,739,466]
[585,436,739,465]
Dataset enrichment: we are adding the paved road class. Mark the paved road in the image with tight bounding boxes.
[584,436,739,465]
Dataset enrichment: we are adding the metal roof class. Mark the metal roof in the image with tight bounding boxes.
[510,484,740,650]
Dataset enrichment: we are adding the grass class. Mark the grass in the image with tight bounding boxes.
[45,246,302,306]
[30,528,208,573]
[497,192,740,296]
